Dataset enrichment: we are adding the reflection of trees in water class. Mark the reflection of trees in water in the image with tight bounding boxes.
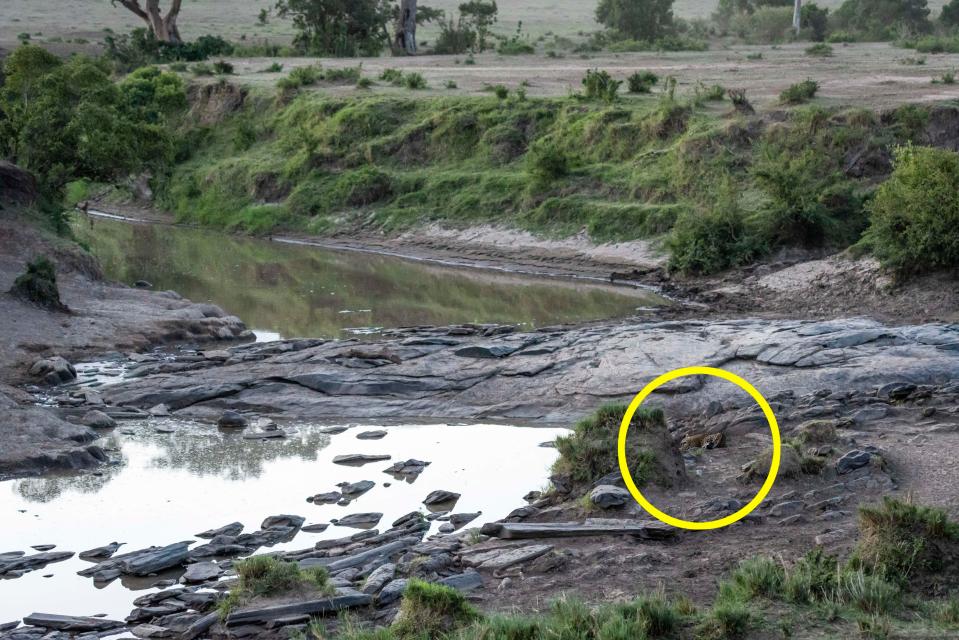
[15,437,128,503]
[144,430,331,480]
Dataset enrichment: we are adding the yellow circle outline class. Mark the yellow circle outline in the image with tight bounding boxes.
[617,366,780,531]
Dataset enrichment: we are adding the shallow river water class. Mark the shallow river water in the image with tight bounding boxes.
[0,421,567,623]
[72,216,665,340]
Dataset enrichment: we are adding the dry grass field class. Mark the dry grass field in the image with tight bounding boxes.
[3,0,953,53]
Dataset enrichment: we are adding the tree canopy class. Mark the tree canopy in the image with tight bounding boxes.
[596,0,675,41]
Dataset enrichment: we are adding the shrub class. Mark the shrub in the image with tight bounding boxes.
[218,555,332,619]
[392,579,480,639]
[833,0,932,41]
[719,557,785,602]
[780,79,819,104]
[866,145,959,274]
[380,68,405,85]
[404,72,428,90]
[356,77,374,89]
[944,0,959,27]
[668,184,764,274]
[10,256,68,312]
[851,496,959,582]
[497,38,535,55]
[695,82,726,102]
[705,601,751,638]
[191,62,214,76]
[597,0,675,41]
[783,549,841,604]
[213,60,234,74]
[838,570,901,614]
[262,62,284,73]
[278,64,322,90]
[627,71,659,93]
[582,69,622,102]
[730,6,794,44]
[552,404,669,487]
[805,43,834,57]
[444,80,458,89]
[526,140,569,184]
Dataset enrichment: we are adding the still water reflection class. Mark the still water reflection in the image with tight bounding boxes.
[73,217,665,340]
[0,421,566,623]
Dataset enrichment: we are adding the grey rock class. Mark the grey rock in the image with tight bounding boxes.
[262,515,305,530]
[120,542,191,576]
[377,579,409,605]
[356,430,387,440]
[81,410,116,430]
[225,590,371,626]
[333,513,383,529]
[29,357,77,385]
[448,512,481,529]
[383,459,430,478]
[340,480,375,496]
[0,551,74,576]
[182,562,221,583]
[769,501,805,518]
[195,523,243,539]
[836,450,873,474]
[437,569,483,591]
[30,545,55,552]
[130,625,173,639]
[310,491,342,504]
[589,485,630,509]
[333,454,391,465]
[361,563,395,595]
[21,615,123,632]
[461,544,553,570]
[423,490,460,507]
[877,382,916,401]
[0,622,19,633]
[301,523,330,533]
[217,411,247,429]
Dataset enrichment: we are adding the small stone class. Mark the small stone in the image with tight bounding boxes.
[311,492,342,504]
[589,485,630,509]
[769,501,805,518]
[182,562,221,584]
[333,512,383,529]
[82,410,116,429]
[836,450,872,474]
[340,480,375,496]
[423,490,461,507]
[356,430,387,440]
[217,411,247,429]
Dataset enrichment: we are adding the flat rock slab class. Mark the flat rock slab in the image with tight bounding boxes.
[196,523,244,539]
[22,614,124,632]
[462,544,553,570]
[121,542,191,576]
[356,430,387,440]
[225,590,372,626]
[0,551,74,576]
[480,520,677,541]
[333,454,391,465]
[182,561,221,583]
[332,513,383,529]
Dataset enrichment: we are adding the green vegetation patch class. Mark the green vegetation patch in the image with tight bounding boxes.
[10,256,68,312]
[218,555,333,619]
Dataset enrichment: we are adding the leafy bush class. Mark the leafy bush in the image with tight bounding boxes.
[218,555,332,619]
[597,0,675,41]
[277,65,323,90]
[802,3,831,41]
[213,60,234,75]
[404,72,428,90]
[852,496,959,582]
[392,579,480,639]
[833,0,932,40]
[668,185,764,274]
[866,146,959,274]
[730,6,794,43]
[191,62,214,76]
[944,0,959,26]
[380,68,406,85]
[10,256,67,312]
[526,140,569,185]
[780,79,820,104]
[627,71,659,93]
[104,29,233,71]
[806,43,834,57]
[582,69,622,102]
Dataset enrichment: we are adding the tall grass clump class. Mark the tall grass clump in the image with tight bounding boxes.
[779,79,819,105]
[218,556,333,619]
[391,579,480,639]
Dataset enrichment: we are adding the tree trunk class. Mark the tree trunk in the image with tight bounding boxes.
[394,0,417,55]
[793,0,802,34]
[114,0,182,43]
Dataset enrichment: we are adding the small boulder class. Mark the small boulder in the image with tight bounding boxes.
[423,490,461,507]
[589,485,630,509]
[356,430,387,440]
[182,562,221,584]
[340,480,375,496]
[836,450,872,475]
[217,411,247,429]
[29,356,76,385]
[82,410,117,430]
[261,514,305,530]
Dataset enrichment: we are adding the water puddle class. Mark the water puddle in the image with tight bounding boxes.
[72,216,666,340]
[0,421,565,623]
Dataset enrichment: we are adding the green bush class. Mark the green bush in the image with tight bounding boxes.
[866,146,959,274]
[213,60,234,74]
[582,69,622,102]
[380,68,405,85]
[780,79,819,104]
[191,62,214,76]
[627,71,659,93]
[392,579,480,639]
[730,6,794,44]
[218,555,333,619]
[404,72,428,90]
[526,140,569,184]
[805,43,834,56]
[834,0,932,41]
[668,184,764,274]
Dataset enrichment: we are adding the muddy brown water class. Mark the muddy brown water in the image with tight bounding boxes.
[0,421,567,623]
[72,216,666,341]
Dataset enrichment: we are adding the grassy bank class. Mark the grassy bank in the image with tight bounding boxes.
[155,78,956,275]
